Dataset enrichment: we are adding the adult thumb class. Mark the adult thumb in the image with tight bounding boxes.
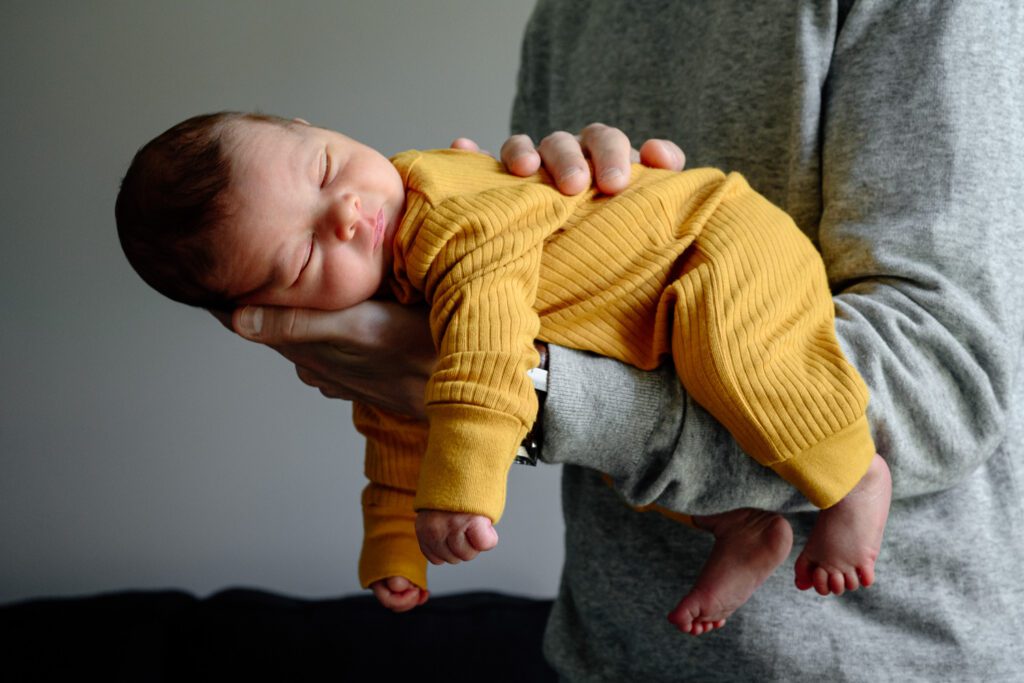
[232,305,267,339]
[233,305,361,345]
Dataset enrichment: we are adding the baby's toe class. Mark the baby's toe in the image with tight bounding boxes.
[667,603,696,632]
[812,567,831,595]
[857,564,875,588]
[794,555,814,590]
[828,571,846,595]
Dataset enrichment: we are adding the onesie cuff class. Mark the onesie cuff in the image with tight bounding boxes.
[359,485,428,590]
[415,403,528,523]
[770,414,876,509]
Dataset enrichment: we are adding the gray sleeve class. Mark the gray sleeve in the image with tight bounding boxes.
[543,345,805,512]
[538,2,1024,515]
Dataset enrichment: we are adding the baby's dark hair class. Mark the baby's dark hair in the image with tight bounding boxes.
[115,111,293,311]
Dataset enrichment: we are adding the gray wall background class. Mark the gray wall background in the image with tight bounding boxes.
[0,0,564,604]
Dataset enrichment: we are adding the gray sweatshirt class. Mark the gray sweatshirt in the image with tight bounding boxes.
[512,1,1024,680]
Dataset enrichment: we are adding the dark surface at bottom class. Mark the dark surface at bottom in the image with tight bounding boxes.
[1,588,557,682]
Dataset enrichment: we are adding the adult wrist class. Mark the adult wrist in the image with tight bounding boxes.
[515,341,549,466]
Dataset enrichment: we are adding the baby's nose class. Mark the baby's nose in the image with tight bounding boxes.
[327,194,360,241]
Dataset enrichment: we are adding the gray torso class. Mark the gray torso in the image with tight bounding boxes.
[515,1,1024,680]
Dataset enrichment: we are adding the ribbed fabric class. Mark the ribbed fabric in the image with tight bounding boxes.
[353,149,874,589]
[353,402,429,589]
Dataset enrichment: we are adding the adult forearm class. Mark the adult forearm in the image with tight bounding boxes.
[541,346,806,515]
[816,1,1024,500]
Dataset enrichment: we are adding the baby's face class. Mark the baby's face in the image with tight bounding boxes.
[211,119,405,310]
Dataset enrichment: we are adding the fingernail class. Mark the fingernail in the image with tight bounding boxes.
[238,306,263,337]
[560,166,582,181]
[599,167,624,181]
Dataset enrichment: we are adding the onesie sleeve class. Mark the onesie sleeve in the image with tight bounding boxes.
[393,155,558,523]
[351,401,429,590]
[412,206,547,523]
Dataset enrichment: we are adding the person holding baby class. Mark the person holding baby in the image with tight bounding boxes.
[119,2,1024,680]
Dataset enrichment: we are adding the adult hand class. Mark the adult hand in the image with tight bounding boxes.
[457,123,685,196]
[215,301,436,419]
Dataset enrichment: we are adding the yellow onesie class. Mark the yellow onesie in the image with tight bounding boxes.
[355,149,874,590]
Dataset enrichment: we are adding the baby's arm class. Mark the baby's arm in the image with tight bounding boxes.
[415,510,498,565]
[352,402,431,598]
[402,157,556,529]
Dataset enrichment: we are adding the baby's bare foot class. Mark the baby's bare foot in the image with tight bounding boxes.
[668,509,793,636]
[795,453,892,595]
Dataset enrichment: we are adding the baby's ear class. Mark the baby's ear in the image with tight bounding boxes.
[292,117,310,126]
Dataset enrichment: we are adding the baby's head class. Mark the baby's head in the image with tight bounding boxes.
[116,112,405,313]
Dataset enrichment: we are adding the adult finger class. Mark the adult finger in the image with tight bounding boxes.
[450,137,480,152]
[294,364,324,390]
[500,134,542,177]
[537,130,591,195]
[294,365,354,400]
[639,138,686,171]
[579,123,633,194]
[451,137,494,159]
